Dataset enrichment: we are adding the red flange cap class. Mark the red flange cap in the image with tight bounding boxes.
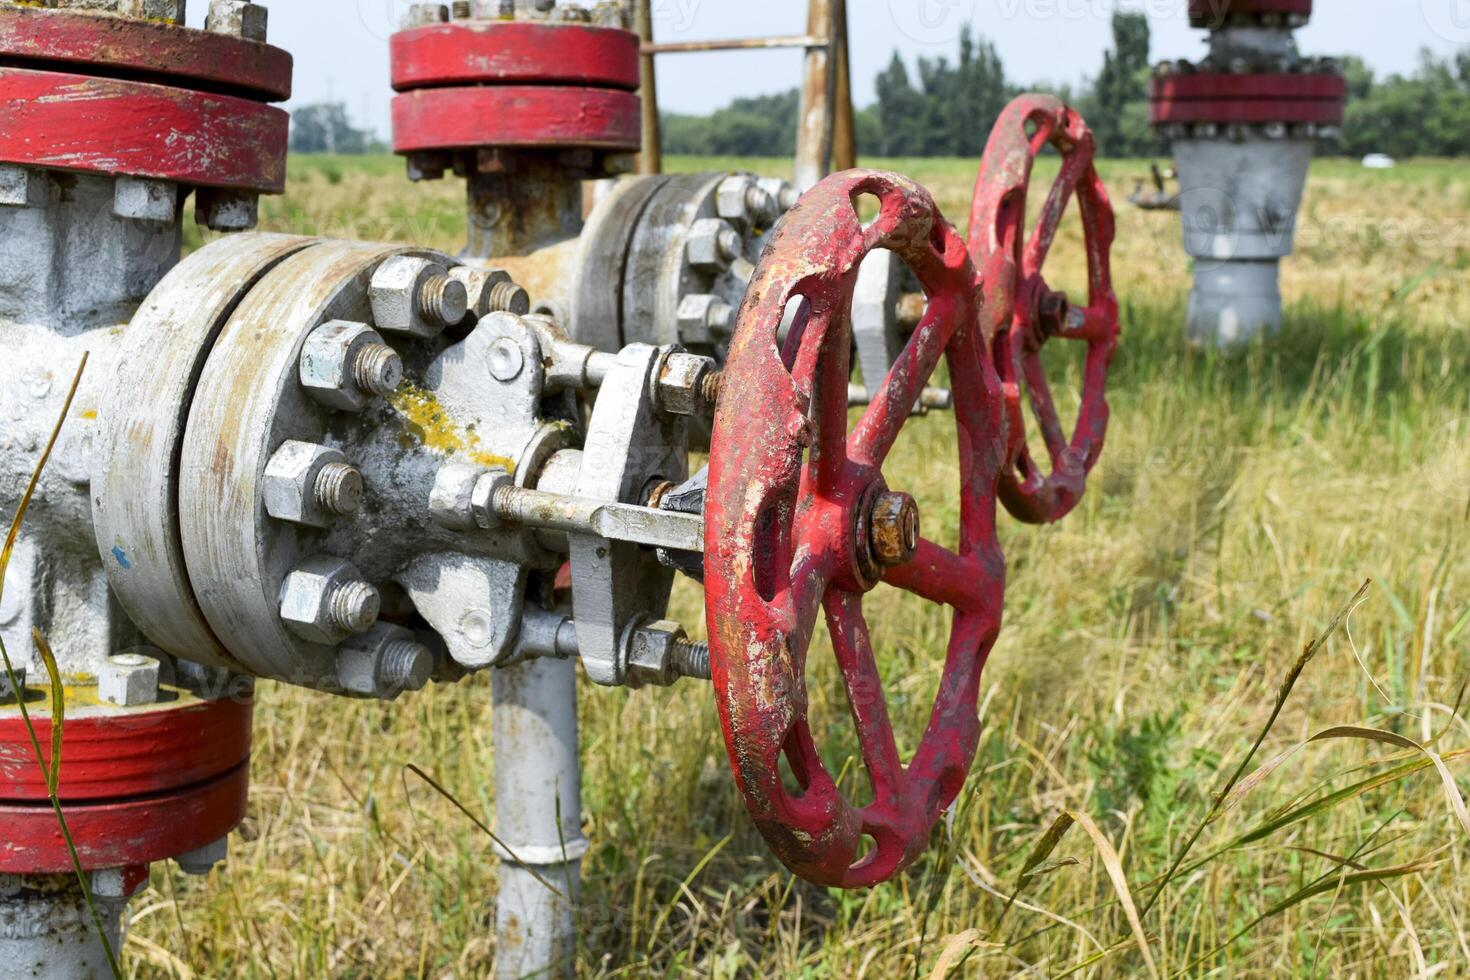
[391,21,639,92]
[1150,72,1345,126]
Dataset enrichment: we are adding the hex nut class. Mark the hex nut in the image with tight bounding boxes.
[205,0,268,40]
[686,217,742,270]
[91,867,146,899]
[195,188,258,232]
[471,469,515,529]
[451,266,531,320]
[625,621,686,688]
[716,175,758,224]
[337,623,434,699]
[279,558,380,646]
[113,177,176,224]
[98,651,161,707]
[675,293,734,345]
[758,177,800,213]
[370,255,467,338]
[402,3,449,28]
[263,441,361,528]
[176,837,228,877]
[0,165,36,209]
[656,351,715,417]
[300,320,403,412]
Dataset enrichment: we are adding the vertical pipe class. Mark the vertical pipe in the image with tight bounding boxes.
[831,0,856,171]
[795,0,835,190]
[0,875,127,980]
[634,0,661,175]
[464,159,586,261]
[492,657,586,980]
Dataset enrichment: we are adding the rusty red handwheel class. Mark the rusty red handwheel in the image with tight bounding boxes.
[705,170,1008,887]
[969,94,1120,524]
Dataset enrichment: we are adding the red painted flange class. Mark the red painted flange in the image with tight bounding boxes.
[0,696,252,801]
[969,95,1119,525]
[0,763,249,874]
[392,85,641,153]
[0,7,293,101]
[391,21,639,92]
[0,68,288,191]
[1189,0,1311,26]
[1149,73,1345,126]
[705,170,1007,888]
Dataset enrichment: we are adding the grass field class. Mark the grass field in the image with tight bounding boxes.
[135,154,1470,977]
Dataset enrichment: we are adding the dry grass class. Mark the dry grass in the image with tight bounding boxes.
[125,154,1470,977]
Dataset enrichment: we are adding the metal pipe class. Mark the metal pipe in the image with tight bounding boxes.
[831,0,856,171]
[465,157,586,261]
[0,875,129,980]
[642,35,823,54]
[633,0,661,175]
[492,484,705,553]
[492,657,586,980]
[795,0,836,190]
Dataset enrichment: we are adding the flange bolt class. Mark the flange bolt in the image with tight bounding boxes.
[380,639,434,692]
[314,462,364,517]
[329,581,381,635]
[673,639,711,680]
[416,274,469,327]
[353,343,403,397]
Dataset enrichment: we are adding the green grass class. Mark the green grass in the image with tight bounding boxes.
[145,154,1470,977]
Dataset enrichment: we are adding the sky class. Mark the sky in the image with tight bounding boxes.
[204,1,1470,142]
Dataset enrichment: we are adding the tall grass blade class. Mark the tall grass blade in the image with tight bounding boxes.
[1068,810,1158,980]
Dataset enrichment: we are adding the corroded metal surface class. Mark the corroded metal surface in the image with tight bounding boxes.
[705,170,1008,887]
[969,95,1119,525]
[391,21,639,91]
[0,6,293,100]
[93,233,316,670]
[0,68,289,191]
[392,85,641,153]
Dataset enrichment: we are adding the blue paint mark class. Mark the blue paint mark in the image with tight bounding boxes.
[111,546,131,570]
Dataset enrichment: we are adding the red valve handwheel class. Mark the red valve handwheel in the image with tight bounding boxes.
[705,170,1008,887]
[969,95,1119,524]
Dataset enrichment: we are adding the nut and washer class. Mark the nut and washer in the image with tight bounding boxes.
[263,441,363,528]
[675,294,735,345]
[279,557,380,646]
[0,165,36,209]
[369,255,468,338]
[336,623,434,699]
[717,175,779,227]
[205,0,268,41]
[655,351,717,417]
[98,651,161,707]
[176,837,228,876]
[624,621,710,687]
[757,177,800,213]
[686,218,742,270]
[866,491,920,568]
[429,464,513,531]
[113,177,176,224]
[300,320,403,412]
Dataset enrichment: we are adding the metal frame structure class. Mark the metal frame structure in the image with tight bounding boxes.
[630,0,856,186]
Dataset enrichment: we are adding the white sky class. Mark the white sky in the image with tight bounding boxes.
[205,1,1470,141]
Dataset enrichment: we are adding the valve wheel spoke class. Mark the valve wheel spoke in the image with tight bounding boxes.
[968,94,1120,525]
[706,170,1007,889]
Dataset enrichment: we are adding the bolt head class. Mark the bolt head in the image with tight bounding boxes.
[370,255,454,338]
[91,867,147,899]
[686,217,741,270]
[98,650,161,707]
[868,491,920,567]
[113,177,176,224]
[176,837,228,877]
[675,294,734,345]
[300,320,398,412]
[264,441,352,528]
[429,462,506,531]
[205,0,268,41]
[757,177,799,213]
[656,351,715,417]
[716,175,760,225]
[279,558,379,646]
[487,337,525,382]
[195,188,258,232]
[0,165,38,209]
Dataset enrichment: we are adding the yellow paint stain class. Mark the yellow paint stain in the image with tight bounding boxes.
[79,410,97,420]
[388,383,515,471]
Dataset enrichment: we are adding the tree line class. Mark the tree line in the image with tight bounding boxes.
[661,14,1470,161]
